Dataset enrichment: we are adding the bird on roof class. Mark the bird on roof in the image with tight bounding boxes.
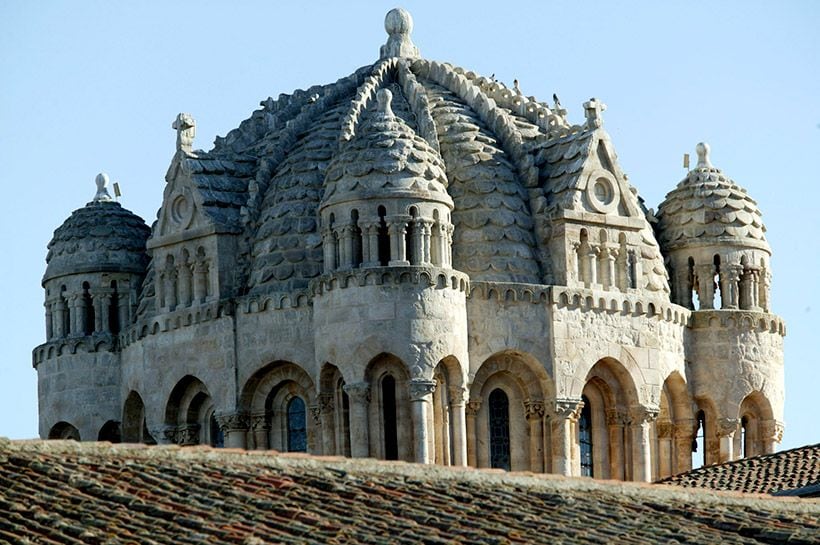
[513,80,521,94]
[490,73,496,81]
[553,93,561,108]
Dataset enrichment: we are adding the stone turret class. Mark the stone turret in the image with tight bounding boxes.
[657,144,784,465]
[36,173,150,441]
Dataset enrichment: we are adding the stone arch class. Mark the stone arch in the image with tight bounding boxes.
[655,371,694,479]
[48,421,80,441]
[469,351,551,472]
[318,362,350,456]
[122,390,155,444]
[365,353,413,461]
[431,355,467,466]
[738,391,774,458]
[164,375,220,447]
[240,361,316,452]
[692,396,719,468]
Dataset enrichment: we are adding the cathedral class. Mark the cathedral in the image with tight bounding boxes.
[34,8,785,482]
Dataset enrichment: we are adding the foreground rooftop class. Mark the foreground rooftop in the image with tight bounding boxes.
[0,439,818,544]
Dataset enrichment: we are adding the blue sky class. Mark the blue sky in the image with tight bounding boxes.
[1,1,817,450]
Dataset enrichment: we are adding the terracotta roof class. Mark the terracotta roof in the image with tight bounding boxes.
[1,439,818,544]
[658,443,820,496]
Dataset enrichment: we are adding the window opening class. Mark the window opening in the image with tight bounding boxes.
[692,410,706,468]
[382,375,399,460]
[209,413,224,448]
[377,206,390,266]
[287,397,307,452]
[488,389,511,470]
[579,395,594,477]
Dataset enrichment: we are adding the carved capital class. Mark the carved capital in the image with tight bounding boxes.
[716,417,740,437]
[215,412,250,433]
[524,399,546,421]
[465,400,482,417]
[554,398,583,421]
[318,393,335,414]
[631,405,660,424]
[309,405,321,426]
[409,379,437,401]
[656,420,674,439]
[343,382,371,403]
[177,424,200,446]
[448,386,468,405]
[250,413,270,431]
[761,419,785,442]
[605,408,627,427]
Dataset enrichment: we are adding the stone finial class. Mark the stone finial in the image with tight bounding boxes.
[172,112,196,153]
[583,97,606,129]
[696,142,712,168]
[93,173,114,202]
[376,88,396,120]
[380,8,420,59]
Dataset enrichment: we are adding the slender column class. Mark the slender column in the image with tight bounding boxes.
[445,225,454,266]
[631,250,643,289]
[250,413,270,450]
[177,262,192,307]
[156,272,166,309]
[604,248,617,290]
[606,408,627,480]
[409,379,436,464]
[524,400,546,473]
[53,299,66,339]
[387,216,410,266]
[760,419,784,454]
[322,228,335,272]
[552,399,582,476]
[656,420,673,479]
[343,382,371,458]
[96,292,111,333]
[673,419,694,474]
[465,400,481,467]
[165,267,178,310]
[68,295,82,335]
[616,248,629,290]
[630,406,658,482]
[118,292,131,331]
[193,261,208,303]
[696,264,716,309]
[716,417,739,463]
[318,394,336,455]
[587,246,598,285]
[216,412,249,449]
[340,225,354,270]
[419,219,433,265]
[409,219,423,265]
[45,300,55,340]
[749,269,760,309]
[719,267,740,309]
[759,269,771,312]
[449,387,468,466]
[569,242,581,285]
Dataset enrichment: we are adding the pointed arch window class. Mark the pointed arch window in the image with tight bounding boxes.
[286,397,307,452]
[692,410,706,468]
[579,395,594,477]
[488,389,511,470]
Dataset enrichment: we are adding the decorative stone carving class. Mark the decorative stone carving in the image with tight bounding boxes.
[409,379,437,401]
[309,405,321,425]
[318,393,335,414]
[343,382,371,403]
[554,398,583,421]
[465,400,481,417]
[524,399,546,421]
[656,420,674,439]
[172,113,196,153]
[215,412,250,433]
[93,173,114,203]
[380,8,420,59]
[250,413,270,431]
[716,418,740,437]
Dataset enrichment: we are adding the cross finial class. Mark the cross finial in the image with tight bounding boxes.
[93,173,114,202]
[380,8,420,59]
[172,113,196,153]
[695,142,712,168]
[583,97,606,129]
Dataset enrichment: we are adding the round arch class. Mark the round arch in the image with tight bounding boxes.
[48,421,80,441]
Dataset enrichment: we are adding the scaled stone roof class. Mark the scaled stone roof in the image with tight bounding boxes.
[45,200,151,283]
[659,443,820,496]
[1,439,818,544]
[656,144,768,253]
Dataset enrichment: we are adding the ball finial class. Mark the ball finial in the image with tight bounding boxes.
[385,8,413,36]
[695,142,712,168]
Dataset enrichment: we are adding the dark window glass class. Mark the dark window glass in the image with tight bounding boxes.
[382,376,398,460]
[287,397,307,452]
[489,389,511,470]
[579,395,593,477]
[209,413,224,448]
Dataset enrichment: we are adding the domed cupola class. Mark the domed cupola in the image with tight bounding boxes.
[42,174,150,340]
[657,143,771,311]
[320,88,454,271]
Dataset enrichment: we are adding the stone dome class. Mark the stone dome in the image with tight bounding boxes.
[321,88,452,209]
[44,174,151,283]
[656,143,769,254]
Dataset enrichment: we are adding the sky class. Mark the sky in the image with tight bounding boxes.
[0,1,817,451]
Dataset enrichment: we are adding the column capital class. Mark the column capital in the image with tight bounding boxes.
[318,393,335,413]
[554,398,583,420]
[177,424,201,446]
[524,399,546,421]
[448,385,468,405]
[761,419,785,442]
[656,419,674,439]
[215,412,250,433]
[605,408,628,426]
[409,379,437,401]
[250,413,270,431]
[716,417,740,437]
[631,405,660,424]
[465,399,481,417]
[309,405,321,426]
[343,382,371,403]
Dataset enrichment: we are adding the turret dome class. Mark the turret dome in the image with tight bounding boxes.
[656,143,769,254]
[44,174,151,283]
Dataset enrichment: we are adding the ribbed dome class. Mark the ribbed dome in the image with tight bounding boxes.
[322,88,451,208]
[44,178,150,283]
[656,143,768,253]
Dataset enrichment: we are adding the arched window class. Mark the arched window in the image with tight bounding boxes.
[286,397,307,452]
[377,206,390,266]
[350,209,362,267]
[488,389,511,470]
[740,415,749,458]
[692,410,706,468]
[579,395,594,477]
[82,281,95,335]
[382,375,399,460]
